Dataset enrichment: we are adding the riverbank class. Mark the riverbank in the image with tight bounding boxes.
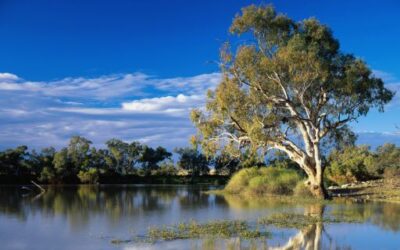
[210,178,400,204]
[0,174,229,185]
[329,178,400,203]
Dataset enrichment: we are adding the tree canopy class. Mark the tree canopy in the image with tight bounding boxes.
[191,5,393,198]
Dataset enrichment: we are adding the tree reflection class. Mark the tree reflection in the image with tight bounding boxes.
[269,204,325,250]
[0,185,182,228]
[0,186,400,238]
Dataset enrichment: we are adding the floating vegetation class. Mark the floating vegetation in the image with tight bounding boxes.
[109,212,364,245]
[147,220,269,241]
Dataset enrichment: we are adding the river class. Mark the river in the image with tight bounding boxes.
[0,185,399,249]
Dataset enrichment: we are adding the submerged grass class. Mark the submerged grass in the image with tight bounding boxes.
[109,212,363,245]
[147,220,269,241]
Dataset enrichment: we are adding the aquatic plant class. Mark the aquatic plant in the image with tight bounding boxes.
[147,220,269,241]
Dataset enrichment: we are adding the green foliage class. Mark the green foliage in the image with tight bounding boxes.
[106,139,144,174]
[212,153,241,175]
[147,220,267,241]
[193,5,393,155]
[53,148,72,178]
[78,168,99,184]
[326,145,375,184]
[0,136,175,184]
[0,145,29,175]
[191,4,393,198]
[39,167,56,183]
[293,181,313,198]
[375,143,400,176]
[175,147,209,176]
[384,168,400,179]
[140,146,172,173]
[224,167,302,195]
[326,144,400,185]
[68,136,92,170]
[151,161,177,176]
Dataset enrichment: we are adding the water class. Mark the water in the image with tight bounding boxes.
[0,185,399,250]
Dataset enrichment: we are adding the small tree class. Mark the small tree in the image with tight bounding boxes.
[191,5,393,198]
[140,146,172,174]
[106,139,143,174]
[175,147,209,177]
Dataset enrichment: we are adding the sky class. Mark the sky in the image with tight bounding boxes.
[0,0,399,150]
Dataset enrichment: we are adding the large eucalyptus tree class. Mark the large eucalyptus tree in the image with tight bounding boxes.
[191,5,393,198]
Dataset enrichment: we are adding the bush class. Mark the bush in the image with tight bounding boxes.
[224,168,259,193]
[293,181,313,197]
[39,167,56,183]
[224,167,302,195]
[325,146,375,185]
[384,167,400,178]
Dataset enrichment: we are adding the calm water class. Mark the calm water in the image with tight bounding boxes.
[0,185,399,250]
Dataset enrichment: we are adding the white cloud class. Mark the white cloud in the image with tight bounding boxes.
[0,73,19,81]
[154,73,221,95]
[0,72,221,100]
[0,72,220,150]
[122,94,203,112]
[0,70,398,151]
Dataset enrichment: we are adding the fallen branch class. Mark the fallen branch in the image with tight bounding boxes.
[31,181,45,193]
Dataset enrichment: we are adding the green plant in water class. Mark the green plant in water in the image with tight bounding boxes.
[147,220,269,241]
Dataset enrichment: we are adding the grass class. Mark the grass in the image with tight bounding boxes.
[147,220,269,241]
[330,178,400,203]
[223,167,303,196]
[293,181,314,197]
[109,211,364,245]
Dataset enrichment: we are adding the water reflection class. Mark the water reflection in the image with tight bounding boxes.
[0,185,218,227]
[1,185,400,231]
[0,185,400,249]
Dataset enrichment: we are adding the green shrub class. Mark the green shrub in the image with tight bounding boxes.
[293,181,313,197]
[325,145,375,185]
[224,168,259,193]
[224,167,302,195]
[384,167,400,178]
[78,168,99,184]
[39,167,56,183]
[326,144,400,185]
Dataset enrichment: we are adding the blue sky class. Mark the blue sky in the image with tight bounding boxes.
[0,0,399,150]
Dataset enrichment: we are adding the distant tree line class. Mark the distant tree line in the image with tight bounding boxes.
[0,136,260,184]
[1,135,398,185]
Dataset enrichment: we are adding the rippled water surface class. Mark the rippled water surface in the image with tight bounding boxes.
[0,185,399,250]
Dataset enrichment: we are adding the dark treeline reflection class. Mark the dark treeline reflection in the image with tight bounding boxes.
[0,185,227,229]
